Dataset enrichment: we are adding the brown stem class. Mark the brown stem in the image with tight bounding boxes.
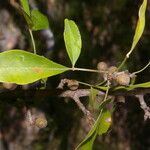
[60,90,95,126]
[136,95,150,120]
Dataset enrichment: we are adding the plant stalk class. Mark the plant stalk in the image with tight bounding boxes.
[29,29,36,54]
[73,67,106,73]
[132,61,150,75]
[103,81,110,102]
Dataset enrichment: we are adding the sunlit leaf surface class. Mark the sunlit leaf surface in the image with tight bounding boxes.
[0,50,69,84]
[64,19,82,67]
[31,10,49,31]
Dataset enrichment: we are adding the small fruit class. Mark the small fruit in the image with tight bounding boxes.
[34,117,48,128]
[115,72,130,86]
[97,61,108,71]
[108,66,118,73]
[67,80,79,91]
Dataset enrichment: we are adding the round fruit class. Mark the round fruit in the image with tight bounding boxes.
[115,72,130,86]
[35,117,48,128]
[108,66,118,73]
[67,80,79,91]
[97,61,108,71]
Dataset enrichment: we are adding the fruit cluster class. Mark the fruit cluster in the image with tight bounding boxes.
[97,62,131,86]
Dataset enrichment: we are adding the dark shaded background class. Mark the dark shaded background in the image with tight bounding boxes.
[0,0,150,150]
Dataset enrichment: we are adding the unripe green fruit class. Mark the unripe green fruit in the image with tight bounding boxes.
[97,62,108,71]
[115,73,130,86]
[108,66,118,73]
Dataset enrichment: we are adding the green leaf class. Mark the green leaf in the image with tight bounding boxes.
[99,99,113,110]
[113,82,150,91]
[21,9,33,28]
[127,0,147,57]
[89,87,100,110]
[96,85,108,91]
[76,100,112,150]
[14,2,33,28]
[0,50,69,84]
[97,110,111,135]
[20,0,30,16]
[90,87,99,101]
[76,131,97,150]
[75,111,102,150]
[64,19,82,67]
[96,81,150,92]
[31,9,49,31]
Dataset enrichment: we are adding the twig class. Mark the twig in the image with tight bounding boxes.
[0,88,150,99]
[74,96,95,126]
[103,80,110,102]
[60,89,95,126]
[132,61,150,75]
[136,95,150,120]
[60,89,105,98]
[118,57,127,71]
